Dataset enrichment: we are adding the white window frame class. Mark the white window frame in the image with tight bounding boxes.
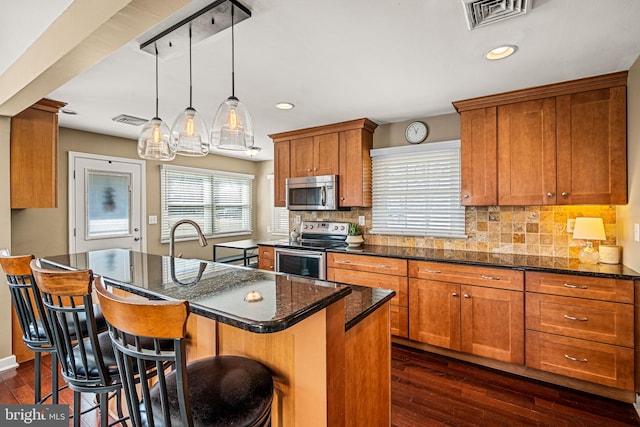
[160,164,254,243]
[370,140,466,239]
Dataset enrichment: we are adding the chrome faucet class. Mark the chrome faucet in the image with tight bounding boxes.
[169,219,208,258]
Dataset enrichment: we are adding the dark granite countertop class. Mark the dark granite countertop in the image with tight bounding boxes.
[41,249,394,333]
[327,245,640,280]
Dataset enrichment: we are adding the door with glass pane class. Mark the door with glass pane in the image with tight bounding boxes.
[69,152,145,253]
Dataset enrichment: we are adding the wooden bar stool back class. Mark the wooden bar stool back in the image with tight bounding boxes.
[30,260,124,427]
[0,255,60,404]
[95,278,274,427]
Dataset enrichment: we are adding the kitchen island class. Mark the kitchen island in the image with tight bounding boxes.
[42,249,395,427]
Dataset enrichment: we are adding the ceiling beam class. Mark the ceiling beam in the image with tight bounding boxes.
[0,0,190,116]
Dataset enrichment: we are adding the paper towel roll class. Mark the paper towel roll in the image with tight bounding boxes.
[599,245,620,264]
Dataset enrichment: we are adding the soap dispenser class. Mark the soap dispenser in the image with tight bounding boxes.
[290,227,299,242]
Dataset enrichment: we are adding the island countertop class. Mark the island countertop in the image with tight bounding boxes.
[41,249,394,333]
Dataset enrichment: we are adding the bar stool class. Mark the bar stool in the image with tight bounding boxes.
[30,261,125,427]
[94,277,274,427]
[0,255,60,404]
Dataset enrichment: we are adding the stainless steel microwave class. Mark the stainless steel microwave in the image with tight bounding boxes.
[285,175,339,211]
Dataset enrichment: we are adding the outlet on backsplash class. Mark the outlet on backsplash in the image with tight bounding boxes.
[288,205,617,258]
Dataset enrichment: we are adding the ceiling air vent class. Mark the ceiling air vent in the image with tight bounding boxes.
[462,0,530,31]
[112,114,147,126]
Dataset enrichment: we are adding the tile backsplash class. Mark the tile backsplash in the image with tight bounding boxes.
[289,205,617,258]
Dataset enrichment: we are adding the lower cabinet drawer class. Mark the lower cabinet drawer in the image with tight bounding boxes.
[526,331,634,391]
[327,267,408,306]
[526,293,634,347]
[391,305,408,338]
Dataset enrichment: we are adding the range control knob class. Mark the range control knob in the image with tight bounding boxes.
[340,225,346,231]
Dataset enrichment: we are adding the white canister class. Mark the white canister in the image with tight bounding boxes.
[599,245,620,264]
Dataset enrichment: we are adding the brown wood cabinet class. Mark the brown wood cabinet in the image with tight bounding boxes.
[327,252,408,337]
[290,134,339,178]
[459,107,497,206]
[10,98,66,208]
[273,141,290,207]
[269,118,378,208]
[408,261,524,364]
[339,128,373,207]
[453,71,628,206]
[525,271,635,391]
[257,245,274,271]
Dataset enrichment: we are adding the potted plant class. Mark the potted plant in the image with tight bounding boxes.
[345,223,364,247]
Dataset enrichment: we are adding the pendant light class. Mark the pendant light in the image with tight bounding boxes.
[171,25,209,156]
[211,3,255,151]
[138,44,175,161]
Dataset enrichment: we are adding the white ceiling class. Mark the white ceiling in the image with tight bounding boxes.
[4,0,640,162]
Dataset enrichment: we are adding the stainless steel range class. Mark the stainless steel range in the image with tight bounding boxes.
[274,221,349,280]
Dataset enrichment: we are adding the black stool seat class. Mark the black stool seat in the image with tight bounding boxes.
[148,355,273,427]
[95,278,275,427]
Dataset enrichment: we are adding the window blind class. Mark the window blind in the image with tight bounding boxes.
[160,165,254,242]
[267,174,289,235]
[370,140,466,238]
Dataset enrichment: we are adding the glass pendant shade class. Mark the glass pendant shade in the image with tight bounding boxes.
[211,96,254,150]
[171,107,209,156]
[138,117,175,161]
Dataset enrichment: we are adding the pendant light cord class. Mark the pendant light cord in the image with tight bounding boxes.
[188,25,193,109]
[231,3,235,98]
[154,43,159,118]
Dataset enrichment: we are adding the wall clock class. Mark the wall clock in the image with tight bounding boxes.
[405,121,428,144]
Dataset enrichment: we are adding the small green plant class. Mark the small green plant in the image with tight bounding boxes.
[348,223,361,236]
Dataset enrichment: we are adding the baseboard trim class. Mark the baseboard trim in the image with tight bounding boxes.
[0,355,18,373]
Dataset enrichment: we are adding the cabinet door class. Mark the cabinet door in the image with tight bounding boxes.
[11,100,64,208]
[290,137,314,177]
[339,129,372,207]
[313,133,339,176]
[273,141,290,207]
[460,108,497,205]
[257,246,274,271]
[461,286,524,364]
[498,98,557,205]
[556,86,627,204]
[409,278,461,351]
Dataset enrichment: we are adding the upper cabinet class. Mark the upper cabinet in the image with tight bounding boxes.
[290,133,339,177]
[453,72,628,206]
[270,118,378,208]
[11,98,66,209]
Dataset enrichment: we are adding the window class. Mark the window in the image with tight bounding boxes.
[267,174,289,235]
[160,164,254,242]
[370,140,466,238]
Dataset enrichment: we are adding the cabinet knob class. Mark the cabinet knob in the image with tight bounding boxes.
[463,194,470,199]
[452,292,458,297]
[561,192,569,198]
[547,192,554,197]
[341,197,345,201]
[463,294,470,299]
[307,168,312,172]
[313,168,317,171]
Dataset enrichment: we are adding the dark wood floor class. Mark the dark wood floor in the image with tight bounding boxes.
[392,344,640,427]
[2,345,639,426]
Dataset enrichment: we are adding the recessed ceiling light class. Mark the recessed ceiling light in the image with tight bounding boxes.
[275,102,294,110]
[485,45,517,60]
